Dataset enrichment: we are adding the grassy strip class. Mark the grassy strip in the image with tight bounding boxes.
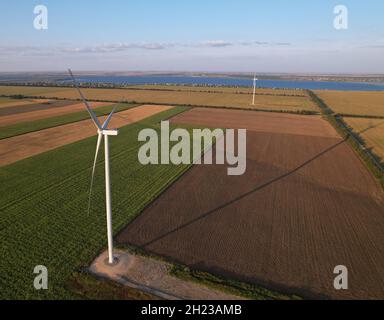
[116,87,308,97]
[0,103,137,140]
[0,107,195,299]
[327,115,384,187]
[337,113,384,119]
[66,272,160,300]
[1,84,308,97]
[307,90,333,114]
[120,245,299,300]
[308,90,384,189]
[169,265,301,300]
[0,94,112,103]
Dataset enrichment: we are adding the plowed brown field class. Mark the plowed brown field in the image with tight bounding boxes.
[117,108,384,299]
[171,108,338,138]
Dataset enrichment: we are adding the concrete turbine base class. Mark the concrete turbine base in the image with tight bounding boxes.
[90,249,133,280]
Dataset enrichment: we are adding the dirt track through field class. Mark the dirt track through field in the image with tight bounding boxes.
[0,105,173,166]
[117,108,384,299]
[0,101,112,126]
[90,250,244,300]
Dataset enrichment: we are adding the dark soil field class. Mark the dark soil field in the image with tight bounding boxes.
[0,100,76,116]
[0,101,112,126]
[117,108,384,299]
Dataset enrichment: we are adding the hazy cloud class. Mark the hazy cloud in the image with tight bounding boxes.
[358,44,384,49]
[238,41,291,46]
[197,40,233,47]
[239,41,269,46]
[0,40,292,55]
[62,42,172,53]
[196,40,291,47]
[275,42,291,46]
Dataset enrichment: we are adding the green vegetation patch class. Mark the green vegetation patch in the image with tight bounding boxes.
[0,103,137,140]
[66,272,159,300]
[120,245,299,300]
[170,265,301,300]
[0,106,194,299]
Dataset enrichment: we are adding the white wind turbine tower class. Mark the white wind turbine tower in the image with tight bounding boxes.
[69,69,118,264]
[252,74,258,105]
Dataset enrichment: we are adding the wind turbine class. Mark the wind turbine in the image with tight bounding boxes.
[252,74,258,105]
[68,69,118,264]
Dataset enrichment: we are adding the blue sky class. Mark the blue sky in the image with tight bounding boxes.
[0,0,383,73]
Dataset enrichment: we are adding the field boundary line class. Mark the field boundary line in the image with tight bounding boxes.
[308,90,384,189]
[338,114,384,119]
[0,83,308,97]
[0,103,141,140]
[0,93,320,116]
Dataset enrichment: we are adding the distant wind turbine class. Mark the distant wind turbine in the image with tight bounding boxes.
[68,69,118,264]
[252,74,258,105]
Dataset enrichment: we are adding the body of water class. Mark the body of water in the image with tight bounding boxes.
[67,75,384,91]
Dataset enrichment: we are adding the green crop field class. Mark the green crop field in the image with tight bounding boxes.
[0,102,137,140]
[0,106,193,299]
[0,85,317,113]
[315,90,384,117]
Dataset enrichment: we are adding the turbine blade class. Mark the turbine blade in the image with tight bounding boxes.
[87,133,103,216]
[68,69,102,130]
[102,106,117,129]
